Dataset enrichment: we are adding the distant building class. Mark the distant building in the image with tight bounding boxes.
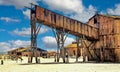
[61,42,83,58]
[8,46,47,57]
[47,51,57,58]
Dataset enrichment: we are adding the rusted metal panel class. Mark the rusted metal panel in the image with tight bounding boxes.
[115,48,120,62]
[66,18,70,31]
[84,25,88,36]
[74,21,78,33]
[36,6,45,22]
[78,22,81,34]
[70,20,75,32]
[63,17,67,29]
[88,26,92,38]
[99,16,114,35]
[59,16,64,28]
[95,28,98,39]
[51,13,56,26]
[56,14,60,27]
[114,20,120,34]
[44,9,52,25]
[114,35,120,48]
[81,24,85,35]
[35,6,98,40]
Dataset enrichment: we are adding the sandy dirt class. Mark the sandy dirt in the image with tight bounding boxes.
[0,57,120,72]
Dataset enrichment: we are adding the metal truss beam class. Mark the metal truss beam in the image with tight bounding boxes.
[76,36,83,62]
[52,28,69,63]
[29,4,42,63]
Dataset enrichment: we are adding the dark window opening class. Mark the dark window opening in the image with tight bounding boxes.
[73,50,75,56]
[101,46,104,52]
[94,18,97,24]
[17,52,21,56]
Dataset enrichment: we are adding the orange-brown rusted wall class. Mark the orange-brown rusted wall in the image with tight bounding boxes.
[88,15,120,62]
[60,48,81,57]
[47,51,56,58]
[35,6,98,40]
[22,51,41,57]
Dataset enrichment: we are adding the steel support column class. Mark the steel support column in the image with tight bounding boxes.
[52,29,69,63]
[30,10,38,63]
[29,4,42,63]
[76,36,83,62]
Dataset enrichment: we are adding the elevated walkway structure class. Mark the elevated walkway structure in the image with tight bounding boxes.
[29,4,99,63]
[35,6,98,41]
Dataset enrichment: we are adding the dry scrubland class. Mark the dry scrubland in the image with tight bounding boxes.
[0,57,120,72]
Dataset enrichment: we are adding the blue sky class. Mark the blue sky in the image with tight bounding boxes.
[0,0,120,52]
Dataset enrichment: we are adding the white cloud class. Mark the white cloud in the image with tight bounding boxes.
[0,0,40,20]
[11,27,48,37]
[43,0,84,14]
[23,9,30,19]
[43,0,96,23]
[70,5,96,23]
[12,28,31,37]
[65,37,75,45]
[42,36,57,48]
[0,40,30,52]
[0,17,20,22]
[107,4,120,15]
[0,42,11,52]
[9,40,30,48]
[0,0,39,9]
[42,36,75,49]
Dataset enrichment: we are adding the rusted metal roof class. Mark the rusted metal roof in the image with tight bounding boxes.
[101,14,120,19]
[89,14,120,21]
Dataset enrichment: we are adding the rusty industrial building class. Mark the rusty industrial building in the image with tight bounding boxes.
[8,46,47,58]
[60,42,82,58]
[28,4,120,63]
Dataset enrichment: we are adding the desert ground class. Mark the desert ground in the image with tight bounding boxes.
[0,57,120,72]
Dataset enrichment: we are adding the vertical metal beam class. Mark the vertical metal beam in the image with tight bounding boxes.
[52,29,69,63]
[29,4,42,63]
[76,36,82,62]
[30,11,38,63]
